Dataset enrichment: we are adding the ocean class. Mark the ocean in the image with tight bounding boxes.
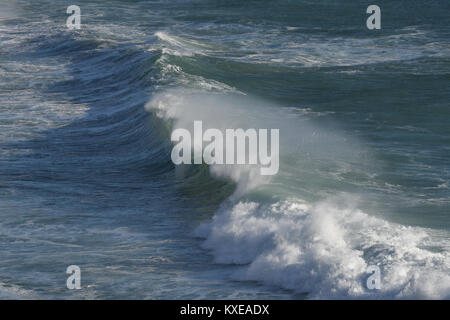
[0,0,449,299]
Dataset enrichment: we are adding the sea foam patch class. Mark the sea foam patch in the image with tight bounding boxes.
[195,195,450,299]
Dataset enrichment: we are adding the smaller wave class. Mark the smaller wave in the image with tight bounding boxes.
[155,31,214,57]
[154,26,450,68]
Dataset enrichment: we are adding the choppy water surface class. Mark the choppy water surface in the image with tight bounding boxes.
[0,0,449,299]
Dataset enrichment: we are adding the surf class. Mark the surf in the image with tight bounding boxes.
[145,67,450,299]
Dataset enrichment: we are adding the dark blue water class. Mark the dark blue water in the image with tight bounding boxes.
[0,0,449,299]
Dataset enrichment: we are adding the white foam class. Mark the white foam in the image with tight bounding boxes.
[195,195,450,299]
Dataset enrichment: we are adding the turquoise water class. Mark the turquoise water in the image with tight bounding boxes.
[0,0,449,299]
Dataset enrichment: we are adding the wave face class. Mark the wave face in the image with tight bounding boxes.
[1,0,450,299]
